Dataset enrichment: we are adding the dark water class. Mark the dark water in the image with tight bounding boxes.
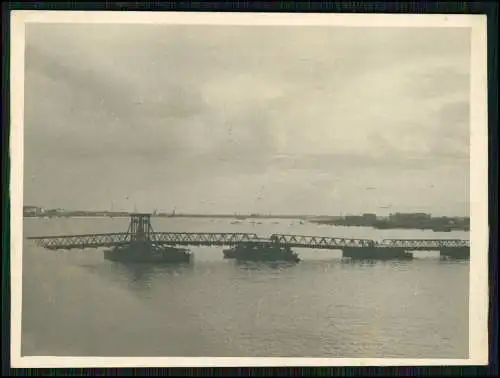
[21,218,469,358]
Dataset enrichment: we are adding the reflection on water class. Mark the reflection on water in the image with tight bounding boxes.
[112,262,194,292]
[340,258,378,267]
[233,260,299,271]
[21,218,470,358]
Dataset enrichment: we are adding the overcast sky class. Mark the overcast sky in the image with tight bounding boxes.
[23,23,470,216]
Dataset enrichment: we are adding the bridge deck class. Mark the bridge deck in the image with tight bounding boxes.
[269,235,468,249]
[380,238,470,249]
[27,232,469,250]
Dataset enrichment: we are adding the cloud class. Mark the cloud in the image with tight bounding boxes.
[23,23,471,215]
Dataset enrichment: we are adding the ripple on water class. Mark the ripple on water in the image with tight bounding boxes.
[21,218,469,358]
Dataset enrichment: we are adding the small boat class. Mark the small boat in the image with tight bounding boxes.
[432,226,452,232]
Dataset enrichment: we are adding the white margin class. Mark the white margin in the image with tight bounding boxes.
[9,10,489,368]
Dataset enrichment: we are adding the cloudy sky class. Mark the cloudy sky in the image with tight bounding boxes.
[23,23,470,216]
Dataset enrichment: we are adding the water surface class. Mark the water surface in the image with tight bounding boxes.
[21,217,469,358]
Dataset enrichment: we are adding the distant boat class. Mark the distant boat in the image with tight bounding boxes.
[432,226,452,232]
[373,222,392,229]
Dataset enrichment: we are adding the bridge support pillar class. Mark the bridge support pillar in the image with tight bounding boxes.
[103,213,193,264]
[440,247,470,260]
[342,247,413,260]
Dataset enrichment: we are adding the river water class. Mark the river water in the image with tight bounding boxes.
[21,217,469,358]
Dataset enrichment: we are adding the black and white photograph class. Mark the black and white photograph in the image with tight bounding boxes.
[10,11,488,367]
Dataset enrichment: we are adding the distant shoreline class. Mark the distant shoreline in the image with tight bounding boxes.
[23,214,312,220]
[23,213,470,232]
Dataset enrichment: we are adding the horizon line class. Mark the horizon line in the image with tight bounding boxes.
[23,206,470,219]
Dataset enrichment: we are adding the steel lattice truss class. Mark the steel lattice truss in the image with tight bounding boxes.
[380,239,470,249]
[269,234,376,248]
[28,233,131,250]
[153,232,260,246]
[28,232,261,249]
[27,232,469,251]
